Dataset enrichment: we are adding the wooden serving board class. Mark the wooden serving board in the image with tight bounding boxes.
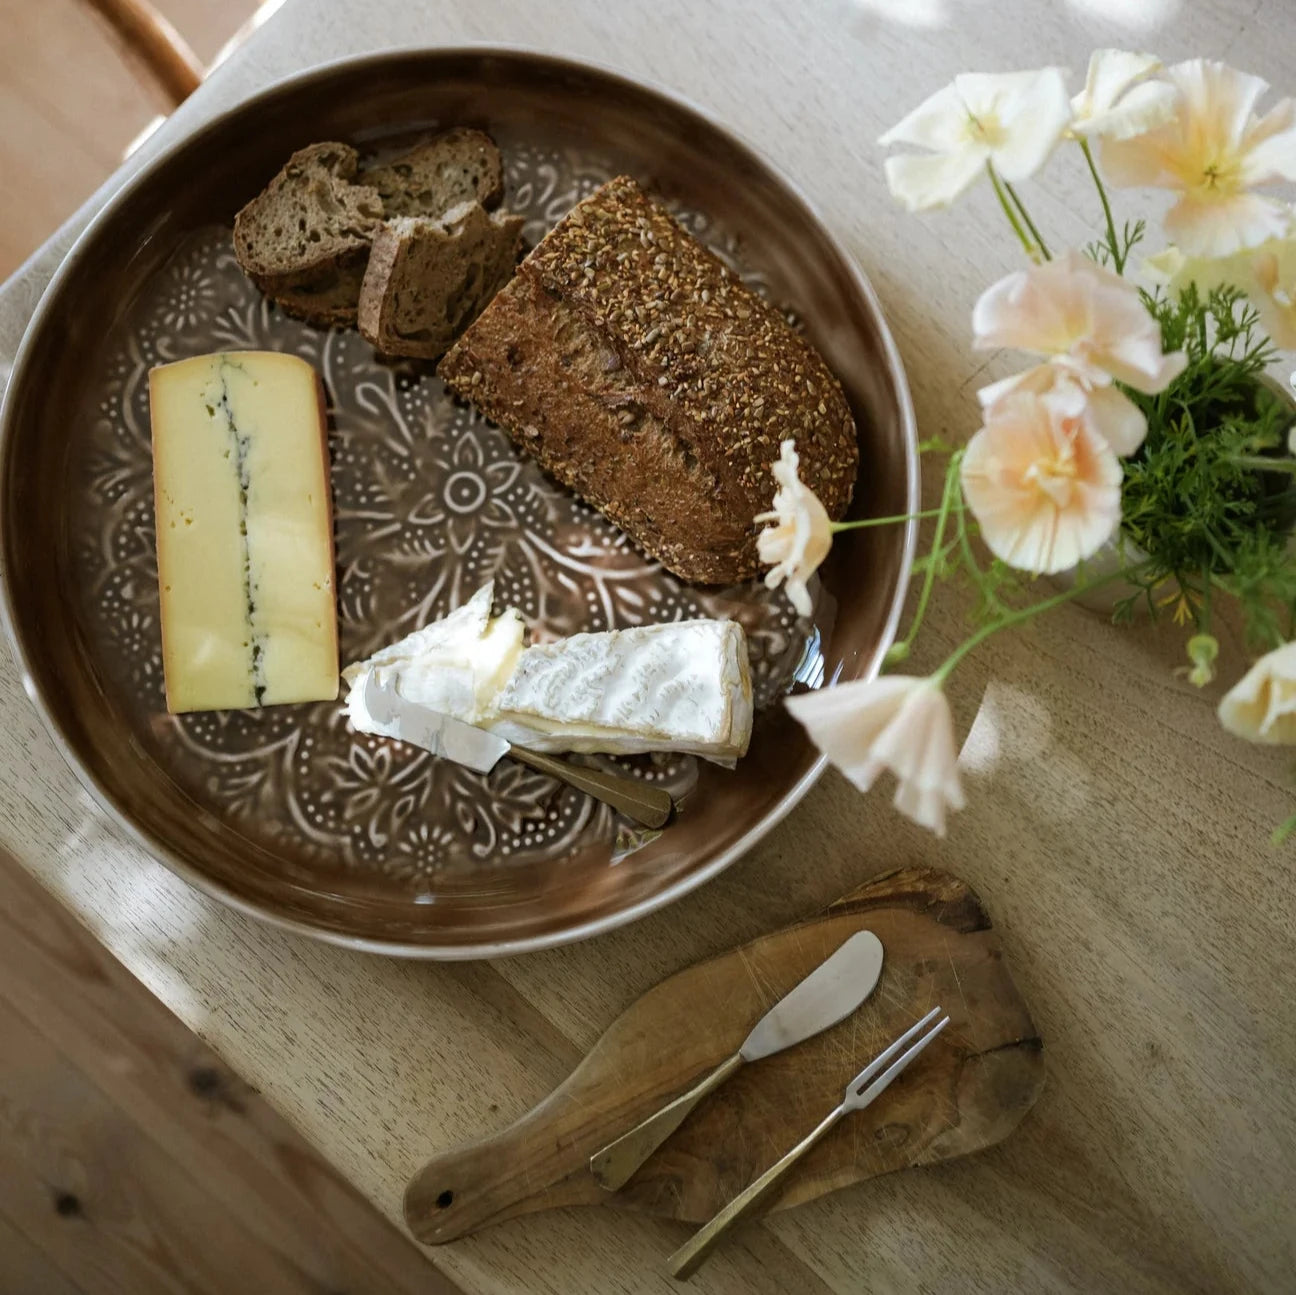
[405,866,1043,1244]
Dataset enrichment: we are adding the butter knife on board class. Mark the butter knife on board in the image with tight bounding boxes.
[590,929,885,1190]
[362,673,672,830]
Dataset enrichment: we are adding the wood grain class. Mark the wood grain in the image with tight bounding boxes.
[0,847,458,1295]
[3,1,1296,1292]
[406,867,1041,1242]
[84,0,204,106]
[0,0,256,277]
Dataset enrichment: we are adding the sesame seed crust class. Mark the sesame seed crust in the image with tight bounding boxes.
[439,176,859,583]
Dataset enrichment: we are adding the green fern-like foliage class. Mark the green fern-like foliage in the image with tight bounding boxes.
[1117,282,1296,648]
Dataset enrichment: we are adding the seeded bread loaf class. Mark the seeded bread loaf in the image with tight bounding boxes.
[438,176,858,583]
[357,203,524,359]
[233,131,506,327]
[232,142,385,327]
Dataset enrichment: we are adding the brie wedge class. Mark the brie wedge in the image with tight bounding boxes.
[343,583,752,762]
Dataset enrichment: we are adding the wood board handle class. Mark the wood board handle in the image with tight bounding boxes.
[404,1105,594,1244]
[404,867,1045,1245]
[591,1051,744,1191]
[668,1105,846,1279]
[406,1127,539,1243]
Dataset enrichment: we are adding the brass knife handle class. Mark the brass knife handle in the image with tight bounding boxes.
[667,1103,848,1280]
[508,746,673,830]
[590,1051,744,1191]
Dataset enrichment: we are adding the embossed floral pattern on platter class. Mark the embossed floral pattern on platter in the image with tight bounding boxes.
[77,145,812,887]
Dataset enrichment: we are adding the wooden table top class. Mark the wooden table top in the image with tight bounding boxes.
[2,1,1293,1291]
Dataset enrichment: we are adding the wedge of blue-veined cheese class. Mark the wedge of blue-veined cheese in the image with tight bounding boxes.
[150,350,338,713]
[343,583,753,762]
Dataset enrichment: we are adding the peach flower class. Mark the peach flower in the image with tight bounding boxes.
[974,250,1187,455]
[961,387,1123,574]
[1100,60,1296,257]
[756,440,832,618]
[785,675,965,836]
[1218,641,1296,743]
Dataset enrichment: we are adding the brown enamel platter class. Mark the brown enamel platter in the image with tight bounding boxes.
[0,49,917,957]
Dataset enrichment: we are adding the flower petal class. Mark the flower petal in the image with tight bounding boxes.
[1242,98,1296,184]
[1165,190,1296,257]
[1083,383,1148,456]
[1249,253,1296,349]
[955,68,1072,181]
[978,362,1085,412]
[756,440,834,617]
[1075,78,1179,141]
[878,81,969,150]
[1098,126,1182,189]
[784,675,922,791]
[973,250,1186,395]
[961,390,1123,574]
[1219,641,1296,743]
[972,262,1082,357]
[1071,49,1162,122]
[786,676,964,835]
[883,149,988,211]
[1099,59,1296,258]
[1174,58,1268,153]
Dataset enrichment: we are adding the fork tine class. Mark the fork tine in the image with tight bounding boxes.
[846,1006,943,1095]
[849,1014,951,1111]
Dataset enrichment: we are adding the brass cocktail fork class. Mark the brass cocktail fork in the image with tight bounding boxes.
[667,1006,951,1280]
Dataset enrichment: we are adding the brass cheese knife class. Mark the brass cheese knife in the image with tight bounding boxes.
[363,674,672,830]
[589,929,885,1191]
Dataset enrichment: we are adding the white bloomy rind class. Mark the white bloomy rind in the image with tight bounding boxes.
[343,583,753,762]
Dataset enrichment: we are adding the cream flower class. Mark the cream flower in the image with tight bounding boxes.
[1219,641,1296,743]
[1250,246,1296,349]
[973,250,1187,455]
[1144,235,1296,349]
[785,676,965,836]
[1100,59,1296,257]
[879,69,1072,211]
[755,440,832,618]
[961,387,1123,574]
[1069,50,1177,141]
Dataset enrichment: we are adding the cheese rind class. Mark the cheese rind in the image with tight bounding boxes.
[343,583,753,761]
[496,621,751,757]
[150,351,338,713]
[342,585,525,735]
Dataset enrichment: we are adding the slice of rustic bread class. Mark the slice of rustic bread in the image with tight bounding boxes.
[232,142,385,327]
[438,176,858,584]
[361,129,505,217]
[357,203,525,359]
[233,131,507,328]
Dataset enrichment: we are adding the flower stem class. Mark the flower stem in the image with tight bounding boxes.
[1228,454,1296,474]
[1273,810,1296,846]
[831,504,966,532]
[1003,181,1050,261]
[897,452,964,654]
[986,162,1038,262]
[1078,137,1123,273]
[931,560,1154,684]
